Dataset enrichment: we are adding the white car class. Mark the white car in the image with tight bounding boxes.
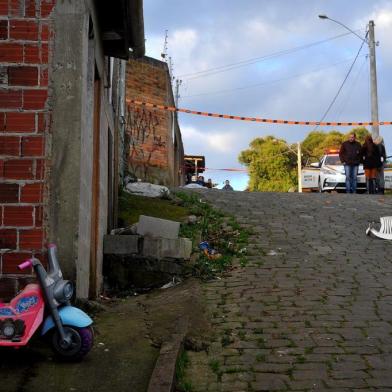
[302,151,366,193]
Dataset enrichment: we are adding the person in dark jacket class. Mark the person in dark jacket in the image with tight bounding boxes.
[222,180,234,191]
[339,133,362,193]
[195,175,205,186]
[374,136,387,194]
[361,135,381,194]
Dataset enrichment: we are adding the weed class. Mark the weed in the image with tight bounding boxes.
[287,340,297,348]
[175,191,252,281]
[225,367,243,374]
[304,347,314,355]
[176,350,193,391]
[257,337,266,348]
[221,335,232,347]
[240,256,248,267]
[118,190,188,226]
[237,330,246,340]
[304,320,312,328]
[209,359,221,374]
[256,353,266,362]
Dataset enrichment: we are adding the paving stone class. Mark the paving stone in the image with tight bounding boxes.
[182,191,392,391]
[251,373,290,390]
[288,379,325,390]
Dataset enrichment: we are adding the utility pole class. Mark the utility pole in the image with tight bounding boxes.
[368,20,379,139]
[318,16,380,139]
[175,79,182,107]
[297,142,302,193]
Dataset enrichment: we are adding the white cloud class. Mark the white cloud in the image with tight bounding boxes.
[181,125,238,154]
[143,0,392,174]
[145,28,199,72]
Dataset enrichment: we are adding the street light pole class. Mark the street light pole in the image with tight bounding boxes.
[318,15,380,138]
[297,142,302,193]
[368,20,379,138]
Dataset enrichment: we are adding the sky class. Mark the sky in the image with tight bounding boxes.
[143,0,392,190]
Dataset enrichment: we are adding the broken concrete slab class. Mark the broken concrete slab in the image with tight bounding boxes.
[104,255,186,289]
[137,215,180,240]
[103,235,140,255]
[142,237,192,260]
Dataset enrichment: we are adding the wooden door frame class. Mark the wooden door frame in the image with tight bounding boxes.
[89,73,101,298]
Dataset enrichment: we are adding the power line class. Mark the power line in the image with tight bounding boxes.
[313,32,368,131]
[335,55,367,121]
[178,31,357,81]
[181,55,366,99]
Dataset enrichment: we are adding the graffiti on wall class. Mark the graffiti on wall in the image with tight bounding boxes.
[126,107,166,180]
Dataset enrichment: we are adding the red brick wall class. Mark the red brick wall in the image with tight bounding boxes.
[0,0,54,282]
[126,57,176,185]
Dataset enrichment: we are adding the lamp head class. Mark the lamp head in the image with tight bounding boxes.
[318,14,329,20]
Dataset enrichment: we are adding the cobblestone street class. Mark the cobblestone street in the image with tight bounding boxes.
[185,191,392,392]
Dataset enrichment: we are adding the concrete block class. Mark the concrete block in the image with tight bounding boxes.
[103,235,140,254]
[137,215,180,239]
[143,237,192,260]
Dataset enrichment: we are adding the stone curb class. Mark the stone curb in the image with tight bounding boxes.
[147,318,189,392]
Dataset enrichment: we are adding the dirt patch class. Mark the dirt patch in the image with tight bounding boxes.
[0,279,210,392]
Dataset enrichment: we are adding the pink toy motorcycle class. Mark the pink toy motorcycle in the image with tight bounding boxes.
[0,244,93,361]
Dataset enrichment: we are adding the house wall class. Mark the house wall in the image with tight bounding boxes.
[48,1,116,299]
[0,0,122,299]
[125,56,184,186]
[0,1,54,291]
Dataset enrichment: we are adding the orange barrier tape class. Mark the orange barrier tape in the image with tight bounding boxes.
[127,99,392,127]
[183,166,248,172]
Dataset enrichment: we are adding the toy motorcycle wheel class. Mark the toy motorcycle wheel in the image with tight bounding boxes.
[51,326,94,361]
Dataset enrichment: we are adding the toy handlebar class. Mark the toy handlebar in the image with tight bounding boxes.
[18,259,33,270]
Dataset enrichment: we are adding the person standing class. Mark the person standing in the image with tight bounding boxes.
[222,180,234,191]
[339,133,362,193]
[195,175,205,186]
[374,136,387,194]
[361,135,381,194]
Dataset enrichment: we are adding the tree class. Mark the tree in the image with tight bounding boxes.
[302,127,370,164]
[238,136,297,192]
[239,128,371,192]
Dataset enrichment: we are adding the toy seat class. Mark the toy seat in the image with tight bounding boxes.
[366,216,392,240]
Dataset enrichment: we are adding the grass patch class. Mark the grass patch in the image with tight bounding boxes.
[225,367,244,374]
[209,359,221,374]
[176,350,193,392]
[257,337,266,349]
[175,191,252,280]
[221,334,232,347]
[117,190,252,283]
[118,190,189,226]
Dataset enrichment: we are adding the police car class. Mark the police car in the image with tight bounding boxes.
[302,149,367,192]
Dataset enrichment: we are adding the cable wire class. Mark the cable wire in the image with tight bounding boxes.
[335,55,367,121]
[178,31,358,80]
[181,55,366,99]
[313,32,368,131]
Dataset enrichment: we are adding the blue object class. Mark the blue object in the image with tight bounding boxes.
[41,306,93,335]
[16,296,38,314]
[0,308,14,316]
[199,241,210,250]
